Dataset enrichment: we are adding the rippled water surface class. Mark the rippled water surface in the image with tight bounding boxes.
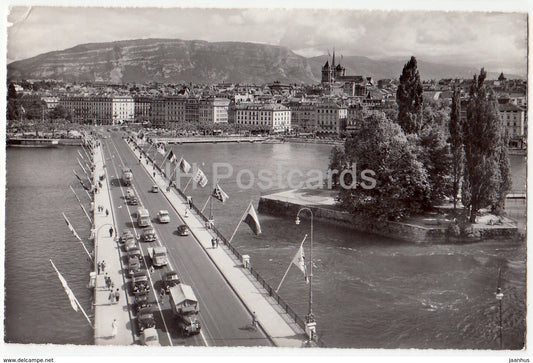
[4,143,526,349]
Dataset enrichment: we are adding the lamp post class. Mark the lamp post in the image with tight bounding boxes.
[295,207,316,342]
[495,268,504,349]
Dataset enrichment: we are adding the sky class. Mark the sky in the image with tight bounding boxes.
[5,3,530,75]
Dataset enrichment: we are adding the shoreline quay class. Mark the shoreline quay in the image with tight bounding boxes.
[258,189,520,244]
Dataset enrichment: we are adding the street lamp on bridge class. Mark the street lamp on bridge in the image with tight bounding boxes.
[295,207,316,342]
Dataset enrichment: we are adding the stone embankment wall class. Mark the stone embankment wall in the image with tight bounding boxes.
[258,197,519,244]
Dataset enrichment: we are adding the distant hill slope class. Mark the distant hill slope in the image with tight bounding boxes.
[7,38,522,83]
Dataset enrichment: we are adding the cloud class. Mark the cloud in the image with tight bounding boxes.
[6,7,528,75]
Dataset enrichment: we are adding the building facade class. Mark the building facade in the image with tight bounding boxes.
[235,103,291,133]
[315,102,347,135]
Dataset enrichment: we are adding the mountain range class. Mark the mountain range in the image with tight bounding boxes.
[7,38,521,84]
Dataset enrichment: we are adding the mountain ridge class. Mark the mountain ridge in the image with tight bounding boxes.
[7,38,523,84]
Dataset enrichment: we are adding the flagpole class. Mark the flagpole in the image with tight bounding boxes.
[50,260,94,329]
[209,179,217,220]
[228,201,252,244]
[62,212,94,262]
[276,234,307,293]
[200,194,211,214]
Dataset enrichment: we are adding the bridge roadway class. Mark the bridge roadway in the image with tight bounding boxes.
[101,135,272,347]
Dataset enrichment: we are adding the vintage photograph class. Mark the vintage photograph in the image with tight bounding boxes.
[3,2,528,359]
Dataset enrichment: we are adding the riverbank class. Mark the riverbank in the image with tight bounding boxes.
[258,189,520,244]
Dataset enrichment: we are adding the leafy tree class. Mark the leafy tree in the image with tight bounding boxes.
[492,132,512,215]
[417,123,452,204]
[49,105,71,121]
[327,146,346,188]
[339,112,431,221]
[448,88,463,210]
[462,68,503,222]
[396,56,423,134]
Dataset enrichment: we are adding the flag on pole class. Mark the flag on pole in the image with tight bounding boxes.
[166,150,177,164]
[50,260,79,312]
[192,168,208,188]
[179,157,192,173]
[292,243,308,283]
[62,213,82,242]
[243,203,261,235]
[157,142,166,155]
[212,183,229,203]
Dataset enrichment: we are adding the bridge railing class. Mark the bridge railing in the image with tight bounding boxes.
[132,139,324,346]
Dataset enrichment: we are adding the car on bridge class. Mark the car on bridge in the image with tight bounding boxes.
[119,230,134,244]
[157,210,170,224]
[141,226,157,242]
[177,225,190,236]
[128,195,140,206]
[151,185,159,193]
[137,307,156,333]
[126,188,135,200]
[140,327,160,346]
[125,238,138,252]
[163,270,181,293]
[133,293,152,314]
[132,272,151,295]
[127,254,142,276]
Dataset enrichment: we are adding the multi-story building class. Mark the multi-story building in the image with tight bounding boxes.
[134,96,152,122]
[499,103,526,139]
[315,101,347,135]
[112,96,135,124]
[346,104,365,133]
[166,96,187,125]
[185,98,200,123]
[288,103,316,133]
[151,98,167,128]
[59,96,113,124]
[235,103,291,133]
[199,97,230,124]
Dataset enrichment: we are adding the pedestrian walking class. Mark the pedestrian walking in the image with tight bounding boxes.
[97,261,101,275]
[160,288,165,299]
[110,281,114,291]
[251,311,257,328]
[215,238,219,248]
[108,291,114,304]
[109,227,114,237]
[111,319,118,338]
[211,238,216,249]
[153,171,156,177]
[105,209,109,217]
[102,260,106,272]
[184,209,189,218]
[114,288,120,303]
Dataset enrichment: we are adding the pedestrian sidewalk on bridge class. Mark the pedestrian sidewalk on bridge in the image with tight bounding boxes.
[92,143,135,345]
[128,140,307,348]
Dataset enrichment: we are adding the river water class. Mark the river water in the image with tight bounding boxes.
[4,142,526,349]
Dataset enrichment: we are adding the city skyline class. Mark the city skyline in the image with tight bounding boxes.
[6,5,529,76]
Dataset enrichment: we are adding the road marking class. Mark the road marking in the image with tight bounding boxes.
[105,139,174,346]
[114,138,215,346]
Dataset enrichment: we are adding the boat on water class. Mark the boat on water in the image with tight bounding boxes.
[7,138,59,148]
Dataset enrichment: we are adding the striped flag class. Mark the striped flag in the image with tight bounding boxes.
[212,184,229,203]
[166,150,177,164]
[192,168,208,188]
[179,157,192,173]
[243,203,261,235]
[292,242,308,283]
[50,260,79,312]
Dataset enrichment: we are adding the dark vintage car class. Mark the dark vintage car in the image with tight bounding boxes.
[137,307,156,333]
[132,272,151,295]
[126,255,142,276]
[163,271,181,293]
[177,224,189,236]
[124,238,138,252]
[128,195,140,206]
[133,293,152,314]
[142,227,157,242]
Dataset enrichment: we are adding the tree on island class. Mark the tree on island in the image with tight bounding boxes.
[396,56,423,134]
[338,112,431,221]
[462,68,510,222]
[448,87,463,210]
